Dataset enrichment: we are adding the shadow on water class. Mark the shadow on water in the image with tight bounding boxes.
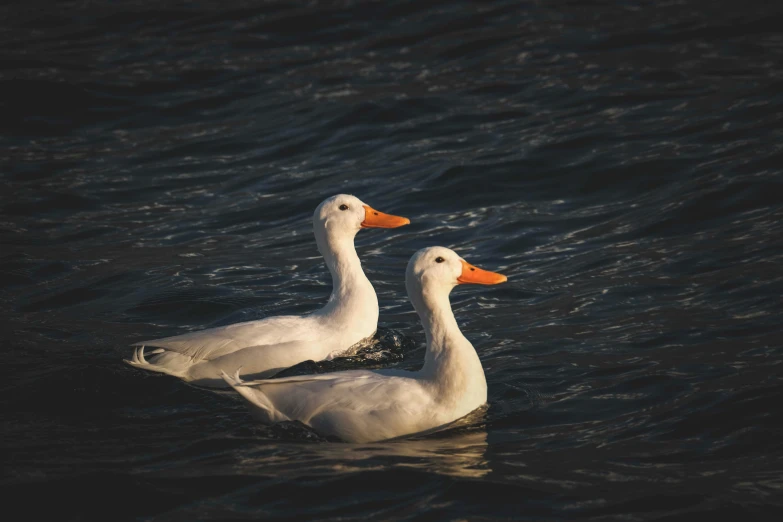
[274,326,418,377]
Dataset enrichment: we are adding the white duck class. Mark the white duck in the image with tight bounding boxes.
[125,194,409,388]
[222,246,507,443]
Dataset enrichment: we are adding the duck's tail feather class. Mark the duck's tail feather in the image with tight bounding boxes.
[221,370,288,424]
[124,345,190,379]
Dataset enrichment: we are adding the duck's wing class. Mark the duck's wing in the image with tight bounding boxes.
[224,369,435,442]
[228,369,380,386]
[133,315,314,361]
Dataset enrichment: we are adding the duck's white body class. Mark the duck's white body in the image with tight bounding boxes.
[224,246,506,443]
[125,194,408,388]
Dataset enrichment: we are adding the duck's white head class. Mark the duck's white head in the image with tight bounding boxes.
[314,194,409,254]
[406,246,507,306]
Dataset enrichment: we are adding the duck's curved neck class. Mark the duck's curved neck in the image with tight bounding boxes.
[315,230,378,327]
[410,283,486,405]
[409,284,470,372]
[415,288,462,357]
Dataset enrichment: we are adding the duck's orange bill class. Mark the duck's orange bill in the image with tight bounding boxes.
[361,205,410,228]
[457,259,508,285]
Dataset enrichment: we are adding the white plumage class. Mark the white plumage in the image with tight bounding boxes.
[125,194,409,387]
[223,246,507,443]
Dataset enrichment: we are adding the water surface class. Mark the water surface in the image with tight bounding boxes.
[3,0,783,519]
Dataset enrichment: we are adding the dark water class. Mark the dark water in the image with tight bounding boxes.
[3,0,783,519]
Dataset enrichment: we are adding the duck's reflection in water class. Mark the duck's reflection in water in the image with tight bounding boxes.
[233,408,490,480]
[353,427,490,479]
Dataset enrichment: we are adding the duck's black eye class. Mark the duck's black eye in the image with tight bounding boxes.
[435,257,445,263]
[339,204,349,211]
